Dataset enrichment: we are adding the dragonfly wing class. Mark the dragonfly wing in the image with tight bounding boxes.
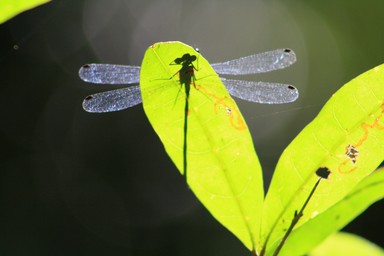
[82,86,142,113]
[211,49,296,75]
[222,78,299,104]
[79,64,141,84]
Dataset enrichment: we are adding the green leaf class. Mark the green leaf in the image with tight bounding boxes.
[140,41,263,250]
[277,167,384,256]
[0,0,50,24]
[308,232,384,256]
[261,64,384,254]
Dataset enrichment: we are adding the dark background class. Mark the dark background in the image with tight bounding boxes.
[1,0,384,255]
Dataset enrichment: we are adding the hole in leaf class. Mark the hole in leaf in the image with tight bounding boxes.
[316,167,331,179]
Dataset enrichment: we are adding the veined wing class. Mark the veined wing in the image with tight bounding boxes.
[79,64,140,84]
[81,78,298,113]
[221,78,298,104]
[79,49,298,112]
[211,49,296,75]
[82,86,141,113]
[79,49,296,84]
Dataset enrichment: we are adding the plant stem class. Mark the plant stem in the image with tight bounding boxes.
[272,177,322,256]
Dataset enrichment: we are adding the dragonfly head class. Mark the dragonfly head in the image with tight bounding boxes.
[174,54,197,65]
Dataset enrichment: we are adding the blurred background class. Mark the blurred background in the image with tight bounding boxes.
[1,0,384,255]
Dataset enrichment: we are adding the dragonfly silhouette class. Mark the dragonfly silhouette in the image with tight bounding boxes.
[79,48,298,113]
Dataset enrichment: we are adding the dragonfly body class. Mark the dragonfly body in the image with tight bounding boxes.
[172,53,198,178]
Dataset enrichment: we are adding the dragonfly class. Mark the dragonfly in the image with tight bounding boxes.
[79,48,298,113]
[78,43,297,248]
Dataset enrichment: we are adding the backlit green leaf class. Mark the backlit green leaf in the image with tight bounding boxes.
[261,64,384,254]
[309,232,384,256]
[0,0,50,24]
[277,167,384,255]
[140,41,263,250]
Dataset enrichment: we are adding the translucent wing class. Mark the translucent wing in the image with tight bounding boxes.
[79,49,298,111]
[79,48,296,84]
[221,78,298,104]
[82,86,142,113]
[211,49,296,75]
[79,64,140,84]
